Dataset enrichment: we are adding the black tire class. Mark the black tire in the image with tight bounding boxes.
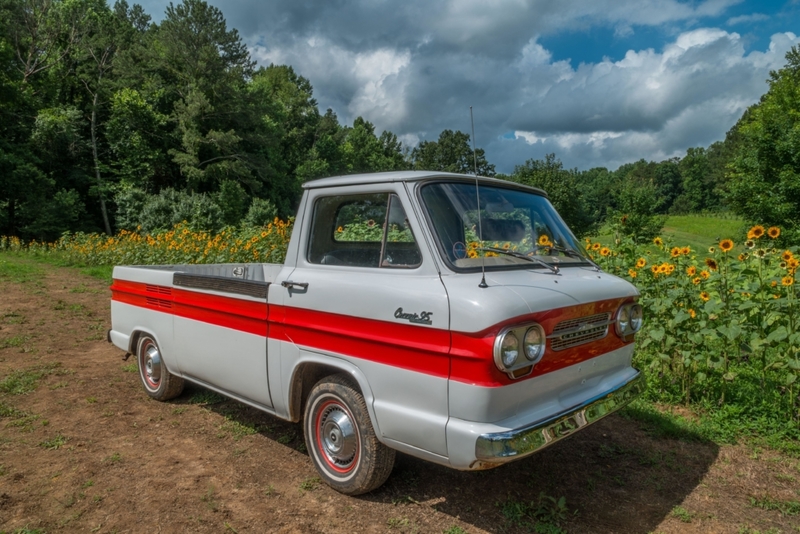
[136,335,184,401]
[303,374,395,495]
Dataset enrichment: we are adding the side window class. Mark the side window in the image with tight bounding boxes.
[308,193,422,268]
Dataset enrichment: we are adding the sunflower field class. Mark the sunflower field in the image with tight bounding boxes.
[2,220,799,440]
[0,219,294,267]
[588,224,800,439]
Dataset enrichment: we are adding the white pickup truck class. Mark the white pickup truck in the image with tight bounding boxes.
[108,171,644,494]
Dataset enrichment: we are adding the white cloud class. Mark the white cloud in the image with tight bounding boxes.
[726,13,769,25]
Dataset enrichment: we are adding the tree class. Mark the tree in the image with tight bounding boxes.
[726,46,800,238]
[505,154,595,238]
[411,129,495,176]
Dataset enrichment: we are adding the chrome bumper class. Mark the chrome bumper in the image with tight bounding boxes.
[475,370,644,462]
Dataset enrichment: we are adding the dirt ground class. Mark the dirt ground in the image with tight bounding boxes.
[0,255,798,534]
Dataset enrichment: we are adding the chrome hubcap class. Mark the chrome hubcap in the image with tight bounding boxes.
[143,344,162,387]
[319,404,357,468]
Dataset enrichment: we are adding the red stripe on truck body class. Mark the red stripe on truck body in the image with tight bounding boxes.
[111,279,631,387]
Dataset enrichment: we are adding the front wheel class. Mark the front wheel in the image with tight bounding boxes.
[303,374,395,495]
[136,335,184,401]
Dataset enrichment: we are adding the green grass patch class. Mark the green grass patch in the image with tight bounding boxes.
[0,335,31,350]
[219,417,258,441]
[0,362,66,395]
[749,495,800,516]
[189,389,225,405]
[39,434,68,450]
[0,256,44,283]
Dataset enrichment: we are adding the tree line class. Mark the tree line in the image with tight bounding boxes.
[0,0,797,242]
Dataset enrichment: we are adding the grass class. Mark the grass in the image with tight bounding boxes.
[0,362,65,395]
[750,495,800,516]
[593,213,745,250]
[39,434,68,450]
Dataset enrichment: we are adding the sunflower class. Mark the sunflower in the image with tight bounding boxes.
[700,270,710,280]
[628,269,637,278]
[653,237,663,246]
[600,247,611,257]
[468,250,478,259]
[636,258,647,268]
[708,246,716,253]
[745,240,755,249]
[502,242,511,250]
[585,243,591,250]
[667,264,675,273]
[782,275,794,286]
[337,226,344,233]
[592,242,601,251]
[768,226,780,239]
[788,258,800,272]
[699,291,710,302]
[755,249,767,258]
[705,258,718,271]
[692,277,701,285]
[780,261,788,269]
[681,246,691,255]
[747,225,765,239]
[686,265,697,276]
[651,265,660,275]
[771,280,778,287]
[781,250,793,262]
[658,263,669,274]
[670,247,681,258]
[469,241,479,250]
[689,309,696,319]
[719,239,734,252]
[538,234,552,246]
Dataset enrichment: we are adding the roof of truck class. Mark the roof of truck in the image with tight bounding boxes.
[302,170,547,196]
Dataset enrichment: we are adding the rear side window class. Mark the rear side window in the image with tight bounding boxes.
[308,193,422,269]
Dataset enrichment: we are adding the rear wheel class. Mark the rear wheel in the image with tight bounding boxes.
[136,335,184,401]
[304,374,395,495]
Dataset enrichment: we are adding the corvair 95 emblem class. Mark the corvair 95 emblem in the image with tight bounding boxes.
[394,307,433,325]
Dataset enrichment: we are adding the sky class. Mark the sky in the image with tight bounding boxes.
[137,0,800,173]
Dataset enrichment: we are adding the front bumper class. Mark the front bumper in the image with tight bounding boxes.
[474,369,644,463]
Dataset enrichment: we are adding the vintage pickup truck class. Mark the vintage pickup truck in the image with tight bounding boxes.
[108,171,644,494]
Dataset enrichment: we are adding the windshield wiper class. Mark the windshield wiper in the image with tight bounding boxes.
[531,245,602,271]
[480,247,560,274]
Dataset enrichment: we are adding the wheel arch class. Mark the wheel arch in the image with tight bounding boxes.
[128,328,178,374]
[287,355,382,437]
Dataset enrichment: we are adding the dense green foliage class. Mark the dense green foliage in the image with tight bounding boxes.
[727,47,800,242]
[1,0,799,247]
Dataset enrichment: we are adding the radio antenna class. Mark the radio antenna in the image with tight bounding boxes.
[471,106,488,289]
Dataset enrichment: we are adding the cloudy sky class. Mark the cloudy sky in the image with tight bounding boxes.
[139,0,800,173]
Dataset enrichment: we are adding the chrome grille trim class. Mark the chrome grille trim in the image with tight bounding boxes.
[548,313,611,351]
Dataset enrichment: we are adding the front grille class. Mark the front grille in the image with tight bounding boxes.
[550,312,610,351]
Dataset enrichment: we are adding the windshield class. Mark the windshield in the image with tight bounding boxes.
[419,181,590,270]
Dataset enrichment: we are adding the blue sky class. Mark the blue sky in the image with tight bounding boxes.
[138,0,800,173]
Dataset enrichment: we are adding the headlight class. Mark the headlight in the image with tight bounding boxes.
[494,323,546,379]
[500,332,519,367]
[615,303,644,338]
[523,326,545,363]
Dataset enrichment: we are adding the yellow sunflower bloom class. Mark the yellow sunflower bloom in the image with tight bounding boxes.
[686,265,696,276]
[719,239,734,252]
[747,225,765,239]
[600,247,611,257]
[636,258,647,268]
[782,275,795,286]
[699,291,710,302]
[767,226,780,239]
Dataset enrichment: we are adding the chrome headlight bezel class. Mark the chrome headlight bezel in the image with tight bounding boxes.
[494,322,546,379]
[615,302,644,338]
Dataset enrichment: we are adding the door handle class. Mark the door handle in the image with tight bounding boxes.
[281,280,309,290]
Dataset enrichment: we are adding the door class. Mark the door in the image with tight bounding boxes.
[279,187,451,457]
